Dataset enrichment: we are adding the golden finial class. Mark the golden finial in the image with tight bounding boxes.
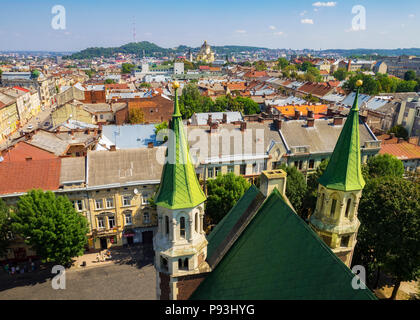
[172,81,180,89]
[356,80,363,87]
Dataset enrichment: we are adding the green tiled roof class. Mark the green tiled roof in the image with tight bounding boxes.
[154,87,206,210]
[318,87,366,191]
[191,188,376,300]
[206,185,261,260]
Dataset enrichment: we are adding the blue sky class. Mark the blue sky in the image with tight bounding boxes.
[0,0,419,51]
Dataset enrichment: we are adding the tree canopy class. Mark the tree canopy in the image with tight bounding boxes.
[277,164,307,215]
[206,173,251,225]
[129,108,145,124]
[121,63,135,74]
[333,68,349,81]
[277,57,289,70]
[355,176,420,299]
[0,199,11,258]
[366,154,405,179]
[388,125,409,140]
[11,190,89,265]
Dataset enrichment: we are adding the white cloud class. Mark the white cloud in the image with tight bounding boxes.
[301,19,314,24]
[269,25,276,30]
[273,31,284,36]
[409,14,415,18]
[235,29,247,34]
[300,11,307,16]
[313,2,337,7]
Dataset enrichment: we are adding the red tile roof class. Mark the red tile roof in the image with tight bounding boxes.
[1,142,57,162]
[244,71,268,78]
[12,86,30,93]
[379,142,420,160]
[0,158,61,195]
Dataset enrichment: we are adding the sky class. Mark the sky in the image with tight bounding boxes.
[0,0,419,52]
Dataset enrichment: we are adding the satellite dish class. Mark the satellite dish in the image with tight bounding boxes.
[133,188,139,195]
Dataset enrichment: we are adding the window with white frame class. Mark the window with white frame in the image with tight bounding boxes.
[227,165,234,173]
[142,194,150,205]
[207,167,214,178]
[108,216,116,229]
[125,212,132,225]
[97,217,105,229]
[143,212,150,224]
[215,166,221,176]
[95,199,103,210]
[106,198,114,208]
[122,195,131,207]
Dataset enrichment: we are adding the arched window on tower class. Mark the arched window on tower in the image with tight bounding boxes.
[165,216,169,235]
[330,199,337,217]
[195,212,199,233]
[345,198,352,218]
[319,193,325,213]
[180,217,186,238]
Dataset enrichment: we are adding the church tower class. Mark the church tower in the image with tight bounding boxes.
[153,81,210,300]
[309,80,366,267]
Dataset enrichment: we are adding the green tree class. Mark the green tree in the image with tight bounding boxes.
[0,199,11,258]
[129,108,145,124]
[277,164,307,215]
[30,69,40,79]
[121,63,135,74]
[104,79,116,84]
[277,57,289,70]
[355,177,420,299]
[396,80,417,92]
[333,68,349,81]
[404,70,417,81]
[11,190,89,265]
[206,173,251,224]
[343,74,380,95]
[299,61,314,72]
[254,60,267,71]
[366,154,405,179]
[235,97,260,115]
[302,159,329,220]
[388,125,409,140]
[306,66,322,82]
[139,82,151,88]
[155,121,169,142]
[179,83,214,118]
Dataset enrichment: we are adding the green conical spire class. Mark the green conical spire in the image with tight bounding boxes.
[155,82,207,210]
[318,82,366,191]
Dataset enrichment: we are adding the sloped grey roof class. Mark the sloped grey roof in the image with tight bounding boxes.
[280,118,377,154]
[60,157,86,184]
[87,148,164,187]
[191,112,243,125]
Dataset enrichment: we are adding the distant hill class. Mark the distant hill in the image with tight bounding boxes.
[66,42,420,60]
[67,42,172,59]
[66,42,271,59]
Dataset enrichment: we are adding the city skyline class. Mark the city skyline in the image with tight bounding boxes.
[0,0,419,52]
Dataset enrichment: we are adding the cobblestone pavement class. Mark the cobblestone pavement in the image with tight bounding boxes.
[0,245,156,300]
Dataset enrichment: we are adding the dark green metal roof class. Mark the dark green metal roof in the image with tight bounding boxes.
[191,188,376,300]
[318,87,366,191]
[154,86,206,210]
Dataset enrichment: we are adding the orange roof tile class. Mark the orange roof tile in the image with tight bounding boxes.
[379,142,420,160]
[0,158,61,195]
[1,142,57,162]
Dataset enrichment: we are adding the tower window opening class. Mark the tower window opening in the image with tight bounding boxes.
[330,199,337,217]
[195,212,199,233]
[180,217,186,238]
[178,258,189,271]
[165,216,169,235]
[345,198,352,218]
[161,256,168,271]
[341,236,350,248]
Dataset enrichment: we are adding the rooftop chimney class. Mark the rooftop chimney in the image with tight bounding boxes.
[307,118,315,128]
[274,119,282,131]
[294,110,300,120]
[222,113,227,123]
[207,114,213,125]
[333,117,343,126]
[240,121,247,132]
[307,110,314,118]
[110,145,117,151]
[259,169,287,197]
[148,142,154,148]
[210,122,219,134]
